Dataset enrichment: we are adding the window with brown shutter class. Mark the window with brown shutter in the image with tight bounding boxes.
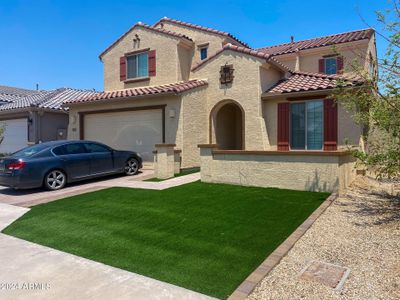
[119,56,126,81]
[323,99,338,150]
[148,50,156,76]
[277,102,290,151]
[320,56,343,75]
[337,56,344,74]
[318,59,325,74]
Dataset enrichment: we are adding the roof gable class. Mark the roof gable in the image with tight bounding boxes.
[154,17,249,48]
[99,22,193,59]
[191,44,291,72]
[258,28,374,56]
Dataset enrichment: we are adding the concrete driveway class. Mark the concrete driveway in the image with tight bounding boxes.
[0,169,154,207]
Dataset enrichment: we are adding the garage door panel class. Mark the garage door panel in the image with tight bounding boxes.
[84,110,163,161]
[0,119,28,154]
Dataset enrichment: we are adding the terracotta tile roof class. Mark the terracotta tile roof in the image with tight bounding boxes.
[0,88,96,112]
[154,17,249,48]
[65,80,208,105]
[265,72,365,95]
[191,43,291,72]
[99,22,193,59]
[258,28,374,56]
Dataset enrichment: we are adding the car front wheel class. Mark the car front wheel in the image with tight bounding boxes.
[44,170,67,191]
[125,158,139,175]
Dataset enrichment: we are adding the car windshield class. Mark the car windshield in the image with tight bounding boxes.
[12,144,49,158]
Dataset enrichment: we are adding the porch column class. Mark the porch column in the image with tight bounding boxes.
[154,144,176,179]
[198,144,218,182]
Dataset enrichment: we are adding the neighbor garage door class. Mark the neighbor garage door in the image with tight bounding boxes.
[0,118,28,154]
[83,109,163,161]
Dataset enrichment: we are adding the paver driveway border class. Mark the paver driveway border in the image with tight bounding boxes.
[0,202,215,300]
[0,171,200,208]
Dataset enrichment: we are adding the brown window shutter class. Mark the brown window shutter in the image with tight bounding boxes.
[318,58,325,74]
[323,99,338,151]
[119,56,126,81]
[278,102,290,151]
[148,50,156,76]
[337,56,344,74]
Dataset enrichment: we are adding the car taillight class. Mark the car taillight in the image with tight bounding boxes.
[7,162,27,170]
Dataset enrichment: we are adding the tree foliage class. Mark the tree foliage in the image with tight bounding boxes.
[335,0,400,178]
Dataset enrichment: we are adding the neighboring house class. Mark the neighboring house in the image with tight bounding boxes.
[0,85,39,105]
[0,87,95,153]
[64,17,377,191]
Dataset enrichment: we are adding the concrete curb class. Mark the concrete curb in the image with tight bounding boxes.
[228,193,339,300]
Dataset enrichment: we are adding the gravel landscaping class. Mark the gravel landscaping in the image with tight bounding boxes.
[248,176,400,300]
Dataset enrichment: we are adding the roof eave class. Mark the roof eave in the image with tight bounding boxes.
[99,24,193,60]
[261,84,365,99]
[0,106,67,114]
[63,92,180,107]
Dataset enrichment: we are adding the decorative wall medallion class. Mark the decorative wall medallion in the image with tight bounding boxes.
[220,64,234,84]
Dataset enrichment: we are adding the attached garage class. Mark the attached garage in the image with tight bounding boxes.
[82,107,165,161]
[0,118,28,154]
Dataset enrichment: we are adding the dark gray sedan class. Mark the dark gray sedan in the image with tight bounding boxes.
[0,140,142,190]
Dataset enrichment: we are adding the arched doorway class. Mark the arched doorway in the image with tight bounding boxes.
[213,101,244,150]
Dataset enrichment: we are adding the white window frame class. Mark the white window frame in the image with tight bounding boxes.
[126,52,149,79]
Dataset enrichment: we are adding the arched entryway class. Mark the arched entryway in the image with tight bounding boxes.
[211,101,244,150]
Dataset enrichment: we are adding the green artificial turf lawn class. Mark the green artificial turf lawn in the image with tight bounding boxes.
[3,182,329,299]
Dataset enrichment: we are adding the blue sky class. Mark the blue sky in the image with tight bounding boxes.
[0,0,390,91]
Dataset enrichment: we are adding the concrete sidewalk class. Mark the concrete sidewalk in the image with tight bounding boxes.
[0,203,214,300]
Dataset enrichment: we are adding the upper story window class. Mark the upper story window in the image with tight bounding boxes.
[290,101,324,150]
[319,56,343,75]
[127,52,148,79]
[325,58,337,75]
[200,47,208,60]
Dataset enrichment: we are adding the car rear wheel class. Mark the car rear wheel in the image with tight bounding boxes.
[44,170,67,191]
[125,158,139,176]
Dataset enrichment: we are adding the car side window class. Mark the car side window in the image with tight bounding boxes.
[52,146,65,156]
[53,144,87,156]
[85,143,111,153]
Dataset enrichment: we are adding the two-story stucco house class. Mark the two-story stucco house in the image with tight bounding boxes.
[65,18,376,191]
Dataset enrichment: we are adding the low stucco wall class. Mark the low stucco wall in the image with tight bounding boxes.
[199,147,357,193]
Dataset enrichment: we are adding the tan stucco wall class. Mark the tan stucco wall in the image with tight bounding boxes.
[200,150,356,193]
[263,98,363,150]
[177,44,193,81]
[67,89,209,169]
[192,50,282,150]
[155,22,235,66]
[179,88,208,168]
[273,40,372,74]
[67,95,183,149]
[102,27,187,91]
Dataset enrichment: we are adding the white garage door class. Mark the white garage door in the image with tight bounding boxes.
[0,118,28,154]
[84,109,163,161]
